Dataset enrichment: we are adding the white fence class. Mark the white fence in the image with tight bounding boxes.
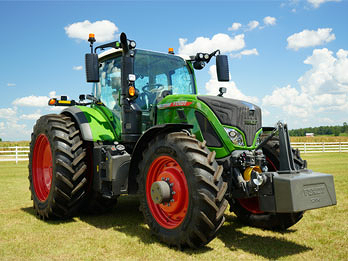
[291,142,348,153]
[0,146,30,163]
[0,142,347,163]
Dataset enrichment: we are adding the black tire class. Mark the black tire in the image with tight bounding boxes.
[137,132,228,248]
[28,114,88,219]
[229,136,305,230]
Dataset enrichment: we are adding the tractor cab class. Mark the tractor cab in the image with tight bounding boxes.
[94,49,196,132]
[85,33,229,143]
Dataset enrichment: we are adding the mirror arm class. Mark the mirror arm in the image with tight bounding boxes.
[207,49,220,63]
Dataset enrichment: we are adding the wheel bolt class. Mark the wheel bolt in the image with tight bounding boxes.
[172,191,176,195]
[170,199,174,202]
[170,183,174,187]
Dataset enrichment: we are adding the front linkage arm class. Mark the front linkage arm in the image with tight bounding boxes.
[257,121,298,173]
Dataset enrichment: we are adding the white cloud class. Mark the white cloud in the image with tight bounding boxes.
[231,48,259,59]
[307,0,341,8]
[263,16,276,26]
[13,95,50,107]
[0,107,17,119]
[49,91,57,98]
[7,83,16,87]
[64,20,118,42]
[287,28,335,51]
[73,65,83,71]
[298,48,348,94]
[262,48,348,124]
[205,65,259,104]
[20,111,42,120]
[228,22,242,31]
[0,119,31,141]
[247,20,259,31]
[262,85,312,118]
[178,33,245,56]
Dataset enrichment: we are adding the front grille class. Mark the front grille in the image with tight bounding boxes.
[197,96,262,146]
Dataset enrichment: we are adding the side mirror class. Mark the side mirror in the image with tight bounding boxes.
[216,55,229,82]
[85,53,99,82]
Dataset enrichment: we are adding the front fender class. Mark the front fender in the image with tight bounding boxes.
[62,106,118,142]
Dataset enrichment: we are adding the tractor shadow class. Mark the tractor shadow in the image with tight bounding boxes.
[24,196,312,257]
[78,195,159,245]
[21,206,77,225]
[217,215,312,259]
[78,195,212,253]
[77,196,311,257]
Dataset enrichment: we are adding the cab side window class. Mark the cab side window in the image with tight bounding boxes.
[97,56,122,116]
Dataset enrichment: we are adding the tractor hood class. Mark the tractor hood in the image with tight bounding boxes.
[197,96,262,146]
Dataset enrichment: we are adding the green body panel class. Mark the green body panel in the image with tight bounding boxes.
[77,105,120,141]
[76,93,261,158]
[156,95,261,159]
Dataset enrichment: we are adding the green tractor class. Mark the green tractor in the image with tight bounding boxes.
[29,32,336,248]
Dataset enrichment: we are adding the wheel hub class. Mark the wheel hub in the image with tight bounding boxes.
[150,181,171,204]
[146,155,189,229]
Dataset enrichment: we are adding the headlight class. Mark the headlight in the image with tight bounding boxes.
[255,131,263,147]
[224,127,245,146]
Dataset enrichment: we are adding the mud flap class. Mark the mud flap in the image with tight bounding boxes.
[259,170,336,213]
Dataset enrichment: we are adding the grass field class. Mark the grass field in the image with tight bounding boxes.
[0,153,347,260]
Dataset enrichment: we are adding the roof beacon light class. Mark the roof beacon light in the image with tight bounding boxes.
[88,33,96,53]
[88,33,96,43]
[168,48,174,54]
[48,98,57,106]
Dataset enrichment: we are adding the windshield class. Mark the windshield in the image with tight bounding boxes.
[134,50,195,110]
[93,49,196,112]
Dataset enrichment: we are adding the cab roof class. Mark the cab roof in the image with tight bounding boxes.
[98,48,191,61]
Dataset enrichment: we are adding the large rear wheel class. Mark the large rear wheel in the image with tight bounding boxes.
[137,132,228,248]
[28,114,88,219]
[230,137,305,230]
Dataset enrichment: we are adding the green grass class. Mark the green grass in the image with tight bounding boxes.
[0,154,347,260]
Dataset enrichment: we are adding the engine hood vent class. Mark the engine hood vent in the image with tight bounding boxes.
[197,95,262,146]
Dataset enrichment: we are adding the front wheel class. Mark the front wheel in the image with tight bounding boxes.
[28,114,88,219]
[229,137,305,230]
[137,132,228,248]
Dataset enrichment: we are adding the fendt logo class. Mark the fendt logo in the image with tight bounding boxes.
[303,184,326,197]
[158,101,193,109]
[244,119,258,125]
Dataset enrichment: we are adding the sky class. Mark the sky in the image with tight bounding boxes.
[0,0,347,141]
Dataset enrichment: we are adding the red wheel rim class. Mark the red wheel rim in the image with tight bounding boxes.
[32,134,53,202]
[238,156,277,214]
[238,197,263,214]
[146,156,189,229]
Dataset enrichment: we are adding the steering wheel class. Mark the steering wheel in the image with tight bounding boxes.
[138,84,163,110]
[142,83,164,93]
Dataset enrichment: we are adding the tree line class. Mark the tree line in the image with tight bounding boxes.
[289,122,348,136]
